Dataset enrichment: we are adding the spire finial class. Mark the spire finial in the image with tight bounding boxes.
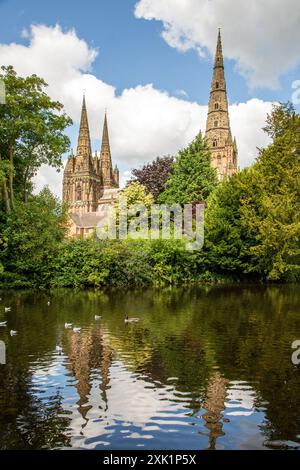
[102,111,110,149]
[214,27,224,69]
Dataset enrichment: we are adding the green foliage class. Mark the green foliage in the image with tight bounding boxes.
[0,187,68,287]
[49,238,198,289]
[0,65,72,207]
[204,103,300,282]
[120,181,154,208]
[159,132,218,205]
[0,101,299,289]
[240,103,300,281]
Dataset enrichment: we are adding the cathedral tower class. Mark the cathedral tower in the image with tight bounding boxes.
[205,30,238,179]
[63,96,119,223]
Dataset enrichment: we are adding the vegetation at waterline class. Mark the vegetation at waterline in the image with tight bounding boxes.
[0,67,299,288]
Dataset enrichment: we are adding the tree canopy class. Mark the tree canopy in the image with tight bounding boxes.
[158,132,218,205]
[130,155,174,201]
[204,103,300,281]
[0,65,72,210]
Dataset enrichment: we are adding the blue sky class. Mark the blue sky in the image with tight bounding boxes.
[1,0,299,104]
[0,0,300,193]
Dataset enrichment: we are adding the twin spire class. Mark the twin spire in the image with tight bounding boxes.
[76,94,92,158]
[76,94,111,164]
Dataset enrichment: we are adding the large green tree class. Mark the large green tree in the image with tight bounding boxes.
[0,65,72,209]
[158,132,218,205]
[205,103,300,282]
[0,187,68,287]
[241,103,300,281]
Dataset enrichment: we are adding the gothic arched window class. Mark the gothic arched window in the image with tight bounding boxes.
[216,81,219,89]
[76,184,82,201]
[213,140,217,148]
[214,121,218,127]
[215,103,219,110]
[217,154,222,164]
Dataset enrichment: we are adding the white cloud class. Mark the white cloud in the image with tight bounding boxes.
[135,0,300,89]
[0,24,272,197]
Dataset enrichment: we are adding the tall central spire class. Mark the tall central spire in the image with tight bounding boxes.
[205,29,238,179]
[76,94,92,159]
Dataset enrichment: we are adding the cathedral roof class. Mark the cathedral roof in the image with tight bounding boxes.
[69,212,106,229]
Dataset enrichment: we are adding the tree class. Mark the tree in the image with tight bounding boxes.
[204,168,255,277]
[158,132,218,205]
[0,66,72,209]
[205,103,300,282]
[121,181,154,208]
[240,103,300,281]
[0,187,68,287]
[130,156,174,200]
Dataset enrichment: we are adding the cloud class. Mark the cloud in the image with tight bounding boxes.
[135,0,300,89]
[0,24,272,197]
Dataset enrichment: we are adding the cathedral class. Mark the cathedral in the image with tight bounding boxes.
[63,29,237,236]
[205,30,238,179]
[63,96,120,236]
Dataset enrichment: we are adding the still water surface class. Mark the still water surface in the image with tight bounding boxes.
[0,286,300,450]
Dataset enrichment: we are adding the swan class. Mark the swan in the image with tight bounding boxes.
[5,307,11,312]
[10,330,17,336]
[124,314,140,324]
[65,323,73,329]
[0,321,7,327]
[73,327,81,333]
[94,315,101,320]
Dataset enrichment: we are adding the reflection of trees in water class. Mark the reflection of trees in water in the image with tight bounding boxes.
[0,307,72,450]
[0,285,300,449]
[0,375,71,449]
[101,285,300,447]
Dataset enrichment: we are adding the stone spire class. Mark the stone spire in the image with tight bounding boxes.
[100,112,115,188]
[205,29,238,179]
[100,112,112,164]
[76,94,92,160]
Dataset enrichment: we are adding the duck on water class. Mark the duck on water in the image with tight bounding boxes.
[124,314,140,324]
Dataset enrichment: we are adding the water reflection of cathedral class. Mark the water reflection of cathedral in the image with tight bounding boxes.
[64,324,231,449]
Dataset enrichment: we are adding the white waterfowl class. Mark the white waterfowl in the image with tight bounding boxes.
[124,314,140,324]
[73,327,81,333]
[47,301,51,306]
[94,315,101,320]
[56,345,63,354]
[5,307,11,313]
[10,330,17,336]
[65,323,73,329]
[0,321,7,327]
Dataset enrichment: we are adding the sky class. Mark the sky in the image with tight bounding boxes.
[0,0,300,196]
